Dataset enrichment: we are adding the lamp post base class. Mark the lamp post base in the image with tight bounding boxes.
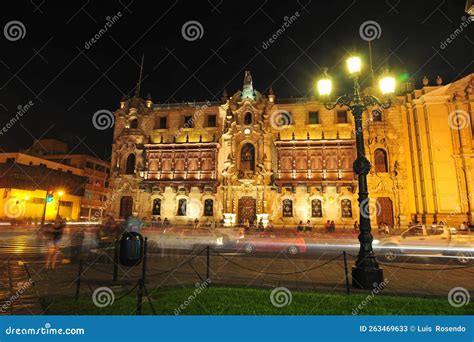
[352,266,384,289]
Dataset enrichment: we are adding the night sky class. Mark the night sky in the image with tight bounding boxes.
[0,0,472,161]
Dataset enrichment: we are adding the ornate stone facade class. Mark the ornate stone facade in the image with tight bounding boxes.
[108,72,474,228]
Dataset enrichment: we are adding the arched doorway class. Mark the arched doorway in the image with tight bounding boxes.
[119,196,133,218]
[376,197,394,227]
[240,143,255,174]
[238,197,256,225]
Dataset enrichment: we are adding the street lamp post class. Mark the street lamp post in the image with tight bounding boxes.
[317,55,395,289]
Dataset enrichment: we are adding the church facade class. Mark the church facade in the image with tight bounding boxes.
[108,71,474,229]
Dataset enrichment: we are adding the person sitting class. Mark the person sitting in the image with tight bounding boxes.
[330,221,336,233]
[163,217,170,227]
[377,222,384,234]
[297,220,304,232]
[257,218,264,232]
[325,220,330,233]
[353,221,359,234]
[266,221,274,232]
[156,217,162,227]
[193,218,200,229]
[305,220,313,232]
[244,219,250,233]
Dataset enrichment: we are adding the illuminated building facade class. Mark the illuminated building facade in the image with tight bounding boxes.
[0,153,85,221]
[0,139,111,221]
[24,139,111,219]
[109,72,473,228]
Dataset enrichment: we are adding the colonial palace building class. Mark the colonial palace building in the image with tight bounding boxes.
[109,71,474,228]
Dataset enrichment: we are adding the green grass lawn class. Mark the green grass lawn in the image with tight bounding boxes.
[42,286,473,315]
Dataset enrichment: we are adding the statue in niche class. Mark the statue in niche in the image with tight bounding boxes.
[240,143,255,178]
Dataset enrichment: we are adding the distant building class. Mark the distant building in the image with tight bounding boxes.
[108,72,473,228]
[0,153,86,221]
[23,139,111,219]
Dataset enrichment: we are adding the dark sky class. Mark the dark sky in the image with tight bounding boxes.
[0,0,472,160]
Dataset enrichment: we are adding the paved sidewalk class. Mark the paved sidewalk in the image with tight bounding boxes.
[0,260,43,315]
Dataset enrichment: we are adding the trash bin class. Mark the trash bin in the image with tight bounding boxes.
[119,231,144,266]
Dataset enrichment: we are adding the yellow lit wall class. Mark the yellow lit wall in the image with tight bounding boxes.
[0,188,81,221]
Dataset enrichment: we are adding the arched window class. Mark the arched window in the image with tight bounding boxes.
[125,154,136,174]
[282,199,293,217]
[341,199,352,218]
[177,199,187,216]
[311,199,322,218]
[130,118,138,129]
[244,112,253,125]
[152,198,161,216]
[204,199,214,216]
[374,149,388,173]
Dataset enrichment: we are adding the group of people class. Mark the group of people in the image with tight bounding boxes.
[192,218,217,229]
[459,221,473,232]
[377,221,391,235]
[297,220,313,232]
[324,220,337,233]
[150,217,171,227]
[242,218,267,232]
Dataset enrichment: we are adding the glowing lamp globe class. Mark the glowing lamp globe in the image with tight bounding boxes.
[317,78,332,96]
[379,76,396,95]
[346,56,362,75]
